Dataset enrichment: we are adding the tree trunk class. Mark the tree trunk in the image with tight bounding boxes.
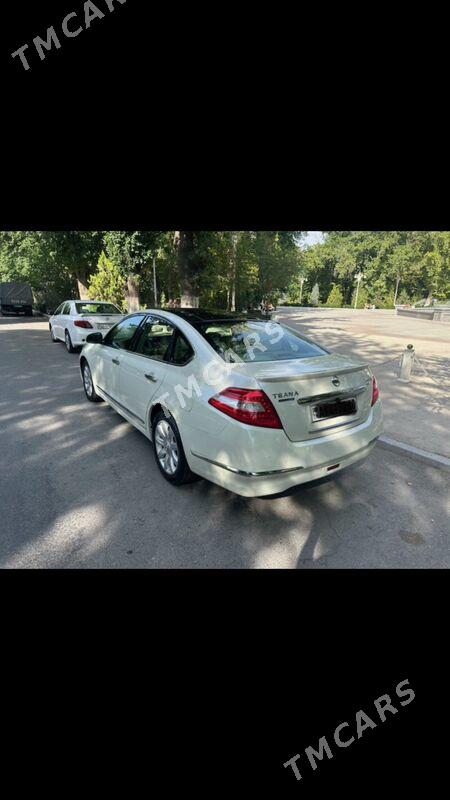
[394,274,401,305]
[76,271,90,299]
[228,232,238,311]
[125,273,140,312]
[176,231,200,308]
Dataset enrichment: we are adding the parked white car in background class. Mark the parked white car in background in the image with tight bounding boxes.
[79,309,383,497]
[49,300,124,352]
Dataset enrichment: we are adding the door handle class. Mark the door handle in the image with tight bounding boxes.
[112,358,120,365]
[145,373,157,382]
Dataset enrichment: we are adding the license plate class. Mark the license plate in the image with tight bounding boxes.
[312,398,357,421]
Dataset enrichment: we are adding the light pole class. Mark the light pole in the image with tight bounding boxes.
[299,276,306,305]
[354,271,363,309]
[153,254,158,307]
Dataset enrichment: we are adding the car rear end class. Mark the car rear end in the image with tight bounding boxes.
[184,317,383,496]
[71,302,124,346]
[0,282,33,316]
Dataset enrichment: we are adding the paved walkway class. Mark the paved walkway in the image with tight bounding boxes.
[277,309,450,459]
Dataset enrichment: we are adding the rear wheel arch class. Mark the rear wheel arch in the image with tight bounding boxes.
[151,409,198,485]
[149,402,171,437]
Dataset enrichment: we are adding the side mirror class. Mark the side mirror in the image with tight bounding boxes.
[86,332,103,344]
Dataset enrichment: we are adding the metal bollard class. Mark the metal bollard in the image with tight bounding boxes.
[399,344,415,382]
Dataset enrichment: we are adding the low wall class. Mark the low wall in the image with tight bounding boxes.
[396,308,450,323]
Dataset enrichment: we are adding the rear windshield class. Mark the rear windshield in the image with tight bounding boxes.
[75,303,121,315]
[197,320,327,363]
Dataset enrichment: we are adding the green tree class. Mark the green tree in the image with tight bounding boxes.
[0,231,100,306]
[103,231,163,311]
[351,285,368,309]
[325,284,343,307]
[310,282,320,306]
[88,252,127,309]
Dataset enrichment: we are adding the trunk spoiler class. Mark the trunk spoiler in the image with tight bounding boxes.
[255,364,369,382]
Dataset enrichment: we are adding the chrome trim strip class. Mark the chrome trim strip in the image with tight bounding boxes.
[191,436,379,479]
[258,365,369,382]
[190,452,304,477]
[97,386,146,425]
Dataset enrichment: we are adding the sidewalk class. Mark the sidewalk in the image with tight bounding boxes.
[373,355,450,460]
[277,309,450,463]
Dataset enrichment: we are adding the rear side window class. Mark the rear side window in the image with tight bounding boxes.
[171,332,194,365]
[62,303,71,315]
[198,320,327,363]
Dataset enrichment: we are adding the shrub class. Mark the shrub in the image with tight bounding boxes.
[397,289,411,305]
[351,285,368,309]
[309,283,320,307]
[325,284,343,308]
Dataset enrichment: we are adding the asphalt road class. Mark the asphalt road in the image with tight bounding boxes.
[1,316,449,568]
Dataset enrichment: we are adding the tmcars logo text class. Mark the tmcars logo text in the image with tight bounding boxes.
[283,679,415,781]
[11,0,127,71]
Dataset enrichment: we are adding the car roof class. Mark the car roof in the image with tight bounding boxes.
[145,308,259,324]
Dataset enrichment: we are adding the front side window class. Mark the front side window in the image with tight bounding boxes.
[134,317,175,361]
[105,315,143,350]
[75,302,122,315]
[197,320,328,363]
[54,304,64,316]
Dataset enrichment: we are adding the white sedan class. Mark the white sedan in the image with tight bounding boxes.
[79,309,383,497]
[49,300,124,352]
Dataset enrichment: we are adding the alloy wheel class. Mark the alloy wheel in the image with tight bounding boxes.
[154,420,179,476]
[83,365,93,397]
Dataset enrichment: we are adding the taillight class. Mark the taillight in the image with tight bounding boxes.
[208,387,282,429]
[74,320,94,329]
[371,376,380,406]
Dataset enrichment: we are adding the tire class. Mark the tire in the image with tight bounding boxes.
[152,411,198,486]
[81,361,103,403]
[50,326,58,343]
[65,329,76,353]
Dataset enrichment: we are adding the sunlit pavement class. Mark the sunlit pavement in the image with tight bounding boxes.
[278,309,450,458]
[0,317,449,569]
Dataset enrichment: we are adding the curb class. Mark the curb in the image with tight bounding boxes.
[378,435,450,472]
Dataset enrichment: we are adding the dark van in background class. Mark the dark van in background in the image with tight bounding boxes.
[0,282,34,316]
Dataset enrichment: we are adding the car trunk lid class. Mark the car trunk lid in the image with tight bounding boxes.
[234,354,373,442]
[79,314,123,331]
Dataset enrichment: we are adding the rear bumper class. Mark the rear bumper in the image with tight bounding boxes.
[190,437,379,496]
[1,305,31,315]
[72,326,113,345]
[71,329,94,346]
[185,401,383,497]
